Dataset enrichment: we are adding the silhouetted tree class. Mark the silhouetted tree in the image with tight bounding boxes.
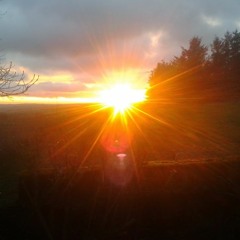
[228,30,240,77]
[210,35,228,85]
[148,60,179,101]
[211,36,224,66]
[210,30,240,91]
[173,37,208,70]
[149,31,240,102]
[148,37,208,101]
[0,62,38,97]
[150,60,174,85]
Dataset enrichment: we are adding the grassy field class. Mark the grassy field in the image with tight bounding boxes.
[0,101,240,239]
[135,101,240,160]
[1,159,240,239]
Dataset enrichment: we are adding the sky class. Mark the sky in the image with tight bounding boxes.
[0,0,240,103]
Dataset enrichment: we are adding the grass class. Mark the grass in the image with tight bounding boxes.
[0,101,240,239]
[1,158,239,239]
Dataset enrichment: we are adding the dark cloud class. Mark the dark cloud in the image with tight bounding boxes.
[0,0,240,96]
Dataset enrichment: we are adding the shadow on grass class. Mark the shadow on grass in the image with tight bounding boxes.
[1,158,240,239]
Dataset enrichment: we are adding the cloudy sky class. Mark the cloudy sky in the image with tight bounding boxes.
[0,0,240,102]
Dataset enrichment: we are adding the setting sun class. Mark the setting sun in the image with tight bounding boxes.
[98,83,146,114]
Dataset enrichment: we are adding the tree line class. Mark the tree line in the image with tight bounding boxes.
[148,30,240,102]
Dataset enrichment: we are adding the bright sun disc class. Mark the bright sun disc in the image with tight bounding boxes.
[98,83,146,114]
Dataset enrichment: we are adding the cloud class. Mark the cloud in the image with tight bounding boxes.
[201,14,222,27]
[29,81,87,97]
[0,0,239,98]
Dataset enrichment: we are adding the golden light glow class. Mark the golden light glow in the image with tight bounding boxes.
[94,69,148,115]
[0,96,99,104]
[98,83,146,114]
[39,73,74,84]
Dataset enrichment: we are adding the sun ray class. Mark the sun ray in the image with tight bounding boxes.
[132,105,173,128]
[49,103,108,132]
[150,64,202,91]
[61,110,114,193]
[126,107,155,146]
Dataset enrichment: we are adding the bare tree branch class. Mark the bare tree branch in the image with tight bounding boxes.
[0,62,38,97]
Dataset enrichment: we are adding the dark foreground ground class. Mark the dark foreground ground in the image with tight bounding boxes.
[1,158,240,240]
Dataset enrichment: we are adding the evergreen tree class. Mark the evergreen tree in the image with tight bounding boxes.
[229,30,240,76]
[148,31,240,102]
[211,36,224,66]
[173,37,208,70]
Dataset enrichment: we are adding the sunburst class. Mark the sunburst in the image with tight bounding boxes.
[98,83,146,115]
